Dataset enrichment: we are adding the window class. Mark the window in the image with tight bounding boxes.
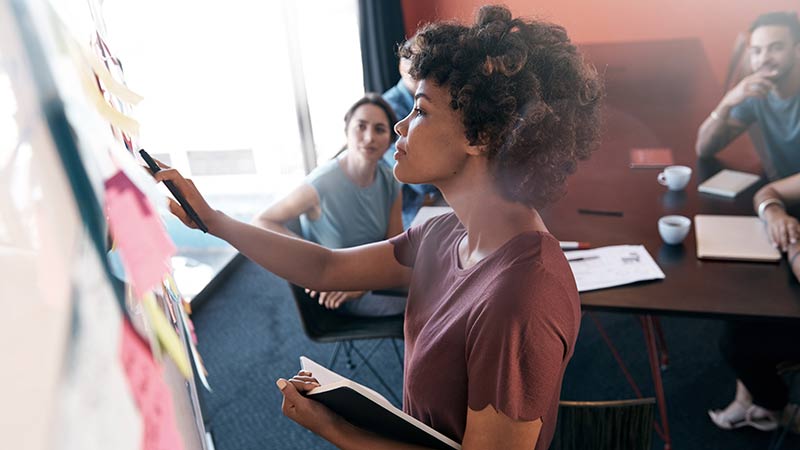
[292,0,365,164]
[103,0,364,297]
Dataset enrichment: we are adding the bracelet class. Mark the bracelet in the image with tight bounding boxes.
[758,198,786,220]
[710,110,722,121]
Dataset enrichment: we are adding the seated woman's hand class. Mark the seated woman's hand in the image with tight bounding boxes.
[764,208,800,251]
[150,161,219,232]
[305,289,366,310]
[276,371,341,434]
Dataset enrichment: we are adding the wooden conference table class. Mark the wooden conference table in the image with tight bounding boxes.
[540,39,800,449]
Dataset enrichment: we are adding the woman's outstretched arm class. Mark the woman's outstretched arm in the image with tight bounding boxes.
[154,168,411,292]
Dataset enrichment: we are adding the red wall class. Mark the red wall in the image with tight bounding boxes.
[401,0,799,84]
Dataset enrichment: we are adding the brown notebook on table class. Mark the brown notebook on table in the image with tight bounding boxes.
[629,148,674,168]
[694,215,781,262]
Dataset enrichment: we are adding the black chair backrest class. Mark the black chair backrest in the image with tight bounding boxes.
[550,398,655,450]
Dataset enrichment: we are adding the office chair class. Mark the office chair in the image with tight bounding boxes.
[283,217,405,405]
[551,398,656,450]
[288,283,404,404]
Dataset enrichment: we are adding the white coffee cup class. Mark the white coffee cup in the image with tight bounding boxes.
[658,215,692,245]
[657,165,692,191]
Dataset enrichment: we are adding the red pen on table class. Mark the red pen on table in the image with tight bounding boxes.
[560,241,591,250]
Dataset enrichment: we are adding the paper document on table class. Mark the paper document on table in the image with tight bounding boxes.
[567,245,665,292]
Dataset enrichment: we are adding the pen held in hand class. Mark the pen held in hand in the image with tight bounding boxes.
[139,149,209,233]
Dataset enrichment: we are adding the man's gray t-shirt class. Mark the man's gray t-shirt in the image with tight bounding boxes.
[731,91,800,179]
[300,156,399,249]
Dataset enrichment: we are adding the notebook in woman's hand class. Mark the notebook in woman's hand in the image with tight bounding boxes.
[299,356,461,450]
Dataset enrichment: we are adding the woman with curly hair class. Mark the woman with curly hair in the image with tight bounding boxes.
[154,5,602,448]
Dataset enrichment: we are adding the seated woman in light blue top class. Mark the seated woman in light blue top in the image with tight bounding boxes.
[253,94,405,316]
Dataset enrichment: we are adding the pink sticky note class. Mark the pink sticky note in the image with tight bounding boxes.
[120,320,185,450]
[105,171,175,297]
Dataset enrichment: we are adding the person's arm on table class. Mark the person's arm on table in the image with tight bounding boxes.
[695,71,775,157]
[153,167,410,293]
[754,173,800,251]
[277,373,542,450]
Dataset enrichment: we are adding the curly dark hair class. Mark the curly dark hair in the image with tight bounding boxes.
[409,5,603,209]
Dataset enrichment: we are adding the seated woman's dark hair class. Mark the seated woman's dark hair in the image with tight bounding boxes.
[409,5,603,209]
[343,93,399,143]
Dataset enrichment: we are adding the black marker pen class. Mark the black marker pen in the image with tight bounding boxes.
[139,149,209,233]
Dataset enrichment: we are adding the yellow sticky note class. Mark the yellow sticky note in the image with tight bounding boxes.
[142,293,191,379]
[80,68,141,136]
[165,274,192,315]
[83,48,144,105]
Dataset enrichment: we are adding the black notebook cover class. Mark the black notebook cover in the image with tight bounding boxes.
[300,357,460,449]
[308,386,459,449]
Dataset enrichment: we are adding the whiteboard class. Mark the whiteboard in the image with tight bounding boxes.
[0,0,206,448]
[0,2,81,448]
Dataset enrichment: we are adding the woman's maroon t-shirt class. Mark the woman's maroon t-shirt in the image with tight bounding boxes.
[389,213,580,449]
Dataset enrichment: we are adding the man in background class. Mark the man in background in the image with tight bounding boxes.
[696,11,800,180]
[702,11,800,435]
[382,37,440,228]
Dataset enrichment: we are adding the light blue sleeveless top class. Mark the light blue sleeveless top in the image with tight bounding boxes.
[300,156,400,249]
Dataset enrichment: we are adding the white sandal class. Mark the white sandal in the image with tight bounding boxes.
[709,401,780,431]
